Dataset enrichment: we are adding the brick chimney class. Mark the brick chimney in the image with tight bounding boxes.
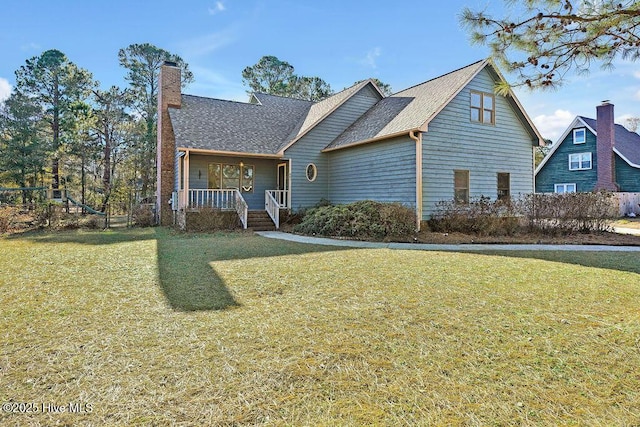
[156,62,182,226]
[593,101,619,191]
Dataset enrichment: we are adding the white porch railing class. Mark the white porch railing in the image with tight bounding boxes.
[265,190,289,229]
[265,190,281,229]
[181,189,248,229]
[187,189,238,209]
[234,191,248,229]
[269,190,289,209]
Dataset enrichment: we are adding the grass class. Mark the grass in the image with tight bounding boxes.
[1,228,639,425]
[614,217,640,230]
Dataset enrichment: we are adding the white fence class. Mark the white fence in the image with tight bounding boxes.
[614,193,640,216]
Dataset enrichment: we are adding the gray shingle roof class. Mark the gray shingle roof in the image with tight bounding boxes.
[326,60,486,149]
[168,60,533,156]
[581,117,640,167]
[169,93,312,155]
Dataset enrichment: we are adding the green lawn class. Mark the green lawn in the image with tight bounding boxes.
[1,228,639,425]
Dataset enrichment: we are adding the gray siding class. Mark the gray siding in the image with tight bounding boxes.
[535,127,598,193]
[284,85,381,210]
[422,68,535,217]
[328,136,416,206]
[187,154,280,210]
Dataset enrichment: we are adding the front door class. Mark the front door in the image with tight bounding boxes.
[277,163,287,191]
[276,162,289,207]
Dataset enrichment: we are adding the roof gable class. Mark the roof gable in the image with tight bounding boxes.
[278,80,384,152]
[535,116,593,173]
[385,60,487,133]
[326,59,543,150]
[536,116,640,173]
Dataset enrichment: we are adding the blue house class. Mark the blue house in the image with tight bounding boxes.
[157,59,544,230]
[535,102,640,195]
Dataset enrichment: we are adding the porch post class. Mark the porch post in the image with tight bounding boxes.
[287,158,292,209]
[184,150,190,209]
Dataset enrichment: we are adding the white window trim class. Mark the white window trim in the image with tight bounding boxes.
[573,128,586,144]
[555,183,577,193]
[305,163,317,182]
[568,152,592,171]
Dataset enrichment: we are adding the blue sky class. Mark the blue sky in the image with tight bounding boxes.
[1,0,639,141]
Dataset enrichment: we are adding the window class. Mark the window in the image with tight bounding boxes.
[208,164,221,188]
[497,173,510,200]
[573,128,586,144]
[569,153,592,171]
[306,163,317,182]
[241,164,254,192]
[470,91,495,124]
[555,183,577,193]
[208,163,254,192]
[454,170,470,204]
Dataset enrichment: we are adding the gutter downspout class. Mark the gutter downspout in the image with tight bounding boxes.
[409,130,423,231]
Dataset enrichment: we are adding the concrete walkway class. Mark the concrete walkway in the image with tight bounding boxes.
[256,231,640,252]
[614,227,640,236]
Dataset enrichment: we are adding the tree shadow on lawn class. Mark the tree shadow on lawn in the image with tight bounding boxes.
[7,227,350,312]
[467,250,640,275]
[5,227,156,245]
[154,230,351,312]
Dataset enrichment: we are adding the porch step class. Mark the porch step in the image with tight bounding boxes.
[247,210,276,231]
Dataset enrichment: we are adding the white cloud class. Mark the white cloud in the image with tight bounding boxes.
[188,65,245,101]
[361,47,381,69]
[177,28,236,57]
[533,109,574,142]
[634,71,640,80]
[634,89,640,100]
[208,1,226,15]
[0,78,12,103]
[617,113,639,130]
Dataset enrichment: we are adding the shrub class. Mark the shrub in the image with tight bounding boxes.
[428,192,618,236]
[132,204,155,227]
[520,192,617,233]
[185,208,240,232]
[0,206,18,233]
[429,196,521,236]
[34,202,61,227]
[82,215,105,230]
[59,213,81,230]
[294,200,416,241]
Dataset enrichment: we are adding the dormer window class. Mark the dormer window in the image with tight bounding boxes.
[573,128,586,144]
[470,91,495,125]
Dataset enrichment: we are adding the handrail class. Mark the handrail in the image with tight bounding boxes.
[270,190,289,208]
[234,190,248,229]
[265,190,280,229]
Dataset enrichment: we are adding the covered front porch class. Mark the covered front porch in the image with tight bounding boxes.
[172,150,291,229]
